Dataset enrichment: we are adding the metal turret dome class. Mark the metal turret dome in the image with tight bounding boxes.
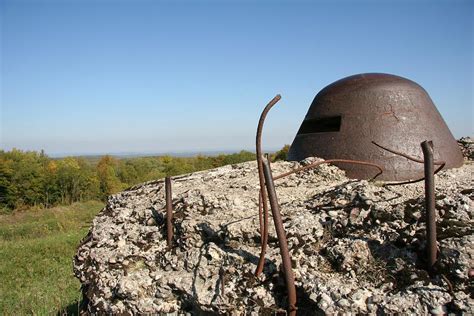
[288,73,463,180]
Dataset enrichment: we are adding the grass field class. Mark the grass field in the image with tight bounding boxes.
[0,201,104,315]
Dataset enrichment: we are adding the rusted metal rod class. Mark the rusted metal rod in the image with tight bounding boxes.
[273,158,383,181]
[421,141,437,272]
[383,163,445,186]
[262,156,297,315]
[372,141,444,165]
[255,94,282,276]
[165,176,173,249]
[372,141,446,186]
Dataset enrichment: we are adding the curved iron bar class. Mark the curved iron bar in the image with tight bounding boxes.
[384,163,445,186]
[273,159,384,181]
[255,94,282,276]
[262,155,297,315]
[441,274,454,296]
[372,141,445,165]
[371,141,446,186]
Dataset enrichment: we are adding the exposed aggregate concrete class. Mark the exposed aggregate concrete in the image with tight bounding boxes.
[74,155,473,315]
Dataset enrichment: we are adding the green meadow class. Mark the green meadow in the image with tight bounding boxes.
[0,201,104,315]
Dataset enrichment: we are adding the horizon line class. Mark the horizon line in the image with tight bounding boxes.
[1,147,286,158]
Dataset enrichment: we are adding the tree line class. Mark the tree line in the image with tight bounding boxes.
[0,146,289,212]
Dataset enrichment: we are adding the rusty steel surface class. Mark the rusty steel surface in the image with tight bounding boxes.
[421,141,437,272]
[262,156,297,315]
[288,73,463,181]
[165,176,173,249]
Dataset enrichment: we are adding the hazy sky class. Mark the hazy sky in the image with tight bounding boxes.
[1,0,473,155]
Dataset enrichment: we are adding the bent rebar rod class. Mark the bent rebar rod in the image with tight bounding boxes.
[262,156,297,315]
[255,94,281,276]
[371,141,445,186]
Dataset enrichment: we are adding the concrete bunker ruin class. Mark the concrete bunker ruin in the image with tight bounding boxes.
[288,73,463,181]
[73,77,473,314]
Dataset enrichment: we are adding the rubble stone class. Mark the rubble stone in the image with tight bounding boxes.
[458,136,474,160]
[74,155,474,314]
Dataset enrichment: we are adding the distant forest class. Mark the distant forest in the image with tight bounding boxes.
[0,146,289,212]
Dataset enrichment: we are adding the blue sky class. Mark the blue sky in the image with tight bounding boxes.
[1,0,473,155]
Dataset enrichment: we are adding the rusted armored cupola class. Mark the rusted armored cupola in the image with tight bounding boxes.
[288,73,463,181]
